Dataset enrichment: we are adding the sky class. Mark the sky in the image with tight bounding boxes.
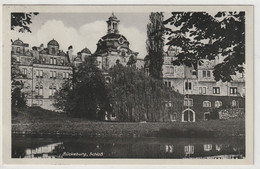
[10,13,159,58]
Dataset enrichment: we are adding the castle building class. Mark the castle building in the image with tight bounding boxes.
[93,13,139,71]
[11,13,140,111]
[11,38,73,110]
[161,46,245,122]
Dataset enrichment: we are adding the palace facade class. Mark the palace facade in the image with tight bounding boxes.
[160,46,245,122]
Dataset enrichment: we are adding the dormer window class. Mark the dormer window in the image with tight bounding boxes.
[16,47,20,53]
[51,48,55,55]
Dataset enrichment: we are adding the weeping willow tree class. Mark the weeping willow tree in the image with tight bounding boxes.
[108,64,183,122]
[146,12,165,80]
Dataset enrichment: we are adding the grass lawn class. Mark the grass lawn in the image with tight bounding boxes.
[12,107,245,138]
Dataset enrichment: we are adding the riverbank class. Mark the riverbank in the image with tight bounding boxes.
[12,107,245,138]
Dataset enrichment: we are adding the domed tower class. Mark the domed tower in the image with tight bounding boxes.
[12,38,29,54]
[93,13,138,70]
[107,13,120,34]
[80,47,92,61]
[47,39,59,55]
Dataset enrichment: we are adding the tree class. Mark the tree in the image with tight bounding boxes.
[11,12,39,33]
[54,56,110,119]
[108,64,183,122]
[164,12,245,82]
[146,12,165,79]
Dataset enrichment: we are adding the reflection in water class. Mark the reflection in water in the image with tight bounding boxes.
[12,136,245,159]
[24,142,64,158]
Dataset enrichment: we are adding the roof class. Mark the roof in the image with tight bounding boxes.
[12,38,24,46]
[47,39,59,47]
[101,33,127,41]
[73,56,82,62]
[81,47,92,54]
[58,50,66,56]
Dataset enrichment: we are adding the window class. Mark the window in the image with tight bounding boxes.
[17,56,20,62]
[35,85,43,96]
[36,70,39,77]
[170,113,177,122]
[50,58,53,64]
[35,85,39,95]
[184,145,194,155]
[165,145,174,153]
[213,87,220,94]
[50,71,53,78]
[204,112,210,120]
[63,72,66,79]
[170,67,174,74]
[42,58,46,63]
[51,48,55,55]
[39,85,43,96]
[192,70,196,76]
[203,101,211,107]
[203,70,206,77]
[22,68,27,76]
[185,82,192,90]
[199,87,206,94]
[230,87,237,94]
[184,98,193,106]
[38,100,43,106]
[63,72,69,79]
[164,81,171,87]
[61,59,64,65]
[204,144,212,151]
[16,47,20,53]
[49,85,56,96]
[145,68,149,76]
[54,58,57,65]
[50,71,56,78]
[232,100,238,108]
[207,71,211,77]
[39,70,43,78]
[215,101,222,108]
[202,70,211,78]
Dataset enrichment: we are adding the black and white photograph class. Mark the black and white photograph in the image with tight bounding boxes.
[2,5,253,165]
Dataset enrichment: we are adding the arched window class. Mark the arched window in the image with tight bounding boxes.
[232,100,237,107]
[203,101,211,107]
[215,101,222,108]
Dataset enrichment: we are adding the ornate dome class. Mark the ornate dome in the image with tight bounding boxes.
[12,38,24,46]
[47,39,59,47]
[81,47,92,54]
[94,33,129,54]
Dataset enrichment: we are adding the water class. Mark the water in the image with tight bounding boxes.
[12,135,245,159]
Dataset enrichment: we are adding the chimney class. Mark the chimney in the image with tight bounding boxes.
[67,45,73,63]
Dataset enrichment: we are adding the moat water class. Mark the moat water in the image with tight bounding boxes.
[12,135,245,159]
